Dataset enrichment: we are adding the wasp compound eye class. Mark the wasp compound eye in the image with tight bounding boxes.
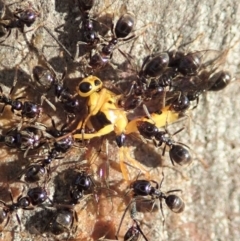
[79,82,92,93]
[94,79,101,86]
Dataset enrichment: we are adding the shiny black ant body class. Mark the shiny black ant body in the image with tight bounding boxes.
[77,0,99,46]
[0,125,46,157]
[70,171,93,204]
[86,12,135,70]
[137,121,192,166]
[100,219,147,241]
[208,70,231,91]
[139,52,170,81]
[119,52,180,111]
[32,62,79,114]
[19,119,74,183]
[122,220,148,241]
[130,179,185,213]
[0,0,38,39]
[0,187,50,229]
[0,85,42,119]
[48,208,77,236]
[19,148,59,183]
[117,175,184,240]
[168,50,202,76]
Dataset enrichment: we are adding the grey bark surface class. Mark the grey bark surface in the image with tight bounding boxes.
[0,0,239,241]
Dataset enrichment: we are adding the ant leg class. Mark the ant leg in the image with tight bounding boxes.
[172,127,185,136]
[159,199,165,227]
[143,104,156,125]
[162,143,167,157]
[166,189,182,194]
[116,199,136,239]
[40,95,56,111]
[42,26,73,59]
[134,220,149,241]
[74,41,89,62]
[16,213,21,226]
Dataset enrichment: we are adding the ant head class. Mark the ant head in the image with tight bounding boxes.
[171,94,190,112]
[137,121,159,139]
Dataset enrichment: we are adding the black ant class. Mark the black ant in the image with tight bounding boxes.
[208,70,232,91]
[77,0,99,47]
[47,121,74,154]
[44,171,94,236]
[69,171,94,205]
[48,208,77,236]
[165,48,233,106]
[168,69,232,109]
[0,124,47,157]
[130,178,185,213]
[117,174,184,240]
[99,219,147,241]
[19,118,74,183]
[168,50,202,76]
[0,85,42,120]
[118,51,178,111]
[81,12,135,70]
[0,0,39,40]
[0,186,51,229]
[19,148,60,183]
[137,121,192,166]
[32,56,79,114]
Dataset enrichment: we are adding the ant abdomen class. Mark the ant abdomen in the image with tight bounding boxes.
[169,144,192,165]
[165,194,185,213]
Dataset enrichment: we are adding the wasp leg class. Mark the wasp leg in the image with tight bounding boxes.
[123,147,150,179]
[73,124,114,140]
[119,147,130,181]
[118,147,150,181]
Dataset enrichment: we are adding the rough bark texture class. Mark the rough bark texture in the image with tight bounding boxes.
[0,0,239,240]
